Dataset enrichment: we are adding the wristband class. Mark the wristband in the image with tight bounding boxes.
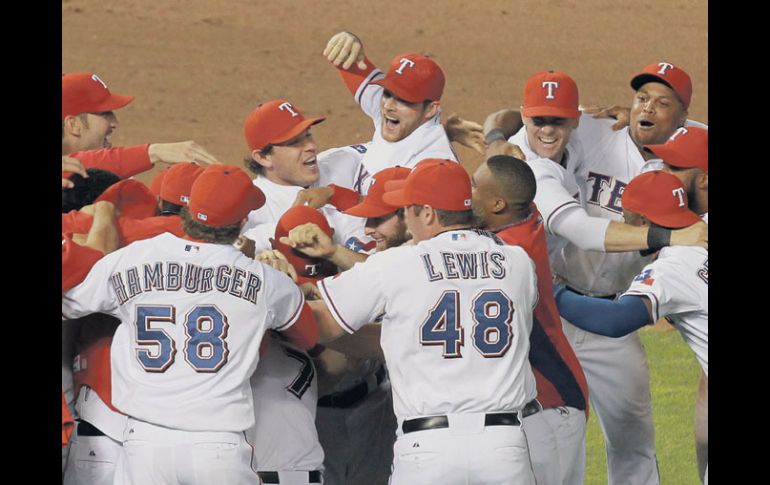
[646,224,671,250]
[485,128,507,145]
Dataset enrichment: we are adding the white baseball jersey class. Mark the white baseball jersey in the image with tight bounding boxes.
[318,229,539,421]
[61,232,305,432]
[248,333,324,471]
[552,113,659,295]
[350,69,457,194]
[242,146,373,254]
[509,128,586,262]
[623,215,709,375]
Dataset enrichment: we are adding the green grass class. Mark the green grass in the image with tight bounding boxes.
[583,327,702,485]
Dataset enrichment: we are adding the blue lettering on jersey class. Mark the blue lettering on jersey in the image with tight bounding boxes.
[349,144,368,154]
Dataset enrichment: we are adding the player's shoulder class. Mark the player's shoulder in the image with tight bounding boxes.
[318,143,370,162]
[657,245,708,266]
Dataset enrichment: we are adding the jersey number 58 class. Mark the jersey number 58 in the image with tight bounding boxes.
[134,304,229,372]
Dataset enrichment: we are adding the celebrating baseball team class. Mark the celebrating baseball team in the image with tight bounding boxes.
[61,30,708,485]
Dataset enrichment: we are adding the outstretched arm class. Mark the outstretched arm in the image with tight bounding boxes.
[554,286,653,337]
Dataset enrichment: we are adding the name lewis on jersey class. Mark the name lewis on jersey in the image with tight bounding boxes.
[586,171,627,214]
[109,262,262,306]
[421,250,507,282]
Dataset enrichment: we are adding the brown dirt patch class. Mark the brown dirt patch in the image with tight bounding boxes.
[63,0,707,184]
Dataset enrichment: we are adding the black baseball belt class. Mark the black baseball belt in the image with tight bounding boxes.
[257,470,322,484]
[317,365,387,409]
[402,399,541,434]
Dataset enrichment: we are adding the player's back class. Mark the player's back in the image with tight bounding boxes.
[63,232,303,432]
[373,230,539,419]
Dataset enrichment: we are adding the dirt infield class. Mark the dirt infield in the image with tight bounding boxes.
[62,0,707,183]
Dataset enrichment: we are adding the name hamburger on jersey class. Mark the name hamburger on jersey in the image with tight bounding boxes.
[109,261,262,306]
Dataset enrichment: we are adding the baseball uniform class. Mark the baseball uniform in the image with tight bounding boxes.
[494,208,589,485]
[318,229,540,485]
[247,333,325,484]
[333,57,456,194]
[623,222,708,375]
[62,232,313,484]
[241,145,374,255]
[511,111,661,485]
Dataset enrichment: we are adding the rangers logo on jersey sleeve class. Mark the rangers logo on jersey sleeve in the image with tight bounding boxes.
[349,144,368,154]
[633,268,655,286]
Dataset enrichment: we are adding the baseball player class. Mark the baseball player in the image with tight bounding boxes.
[63,162,205,485]
[62,72,219,177]
[554,169,708,485]
[247,206,341,485]
[644,125,708,484]
[240,99,373,254]
[323,31,457,193]
[61,200,120,474]
[483,65,702,485]
[309,159,539,484]
[62,165,318,484]
[279,168,413,485]
[471,154,589,485]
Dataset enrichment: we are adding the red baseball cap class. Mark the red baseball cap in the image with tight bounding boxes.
[382,159,471,211]
[371,53,445,103]
[95,179,158,219]
[344,166,411,218]
[62,72,134,120]
[188,165,266,227]
[272,206,339,284]
[521,71,580,119]
[160,162,205,206]
[630,62,692,109]
[149,169,168,198]
[644,126,708,171]
[622,171,700,228]
[243,99,326,151]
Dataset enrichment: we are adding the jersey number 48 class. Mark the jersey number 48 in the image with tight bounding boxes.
[420,290,514,358]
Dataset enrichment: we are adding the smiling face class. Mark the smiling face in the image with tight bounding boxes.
[380,90,440,142]
[78,111,119,150]
[364,211,409,251]
[253,128,320,187]
[521,115,578,163]
[630,82,688,149]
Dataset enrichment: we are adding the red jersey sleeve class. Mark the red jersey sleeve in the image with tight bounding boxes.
[336,56,378,97]
[62,234,104,292]
[67,144,153,178]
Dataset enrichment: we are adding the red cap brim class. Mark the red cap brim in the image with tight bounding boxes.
[344,201,396,218]
[371,78,424,103]
[271,116,326,145]
[92,94,135,113]
[648,210,701,229]
[521,106,580,119]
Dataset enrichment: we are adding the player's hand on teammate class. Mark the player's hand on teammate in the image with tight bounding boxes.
[148,141,221,167]
[582,105,631,131]
[324,31,367,70]
[279,222,337,259]
[292,186,335,209]
[486,140,527,160]
[444,113,485,155]
[299,282,323,301]
[62,156,88,189]
[255,249,298,282]
[671,220,708,250]
[235,235,257,259]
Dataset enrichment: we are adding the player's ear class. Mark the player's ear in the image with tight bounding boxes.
[492,197,507,215]
[424,101,440,120]
[696,171,708,191]
[252,149,273,169]
[63,115,82,137]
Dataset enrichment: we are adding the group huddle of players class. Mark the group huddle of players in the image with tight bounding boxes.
[61,31,708,485]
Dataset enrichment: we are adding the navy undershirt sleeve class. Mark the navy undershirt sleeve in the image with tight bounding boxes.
[554,287,653,338]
